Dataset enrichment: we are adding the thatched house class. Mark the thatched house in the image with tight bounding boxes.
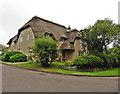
[7,16,88,61]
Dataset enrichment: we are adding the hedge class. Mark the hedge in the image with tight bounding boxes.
[98,53,119,68]
[9,54,27,62]
[72,53,120,72]
[73,55,104,70]
[0,51,27,62]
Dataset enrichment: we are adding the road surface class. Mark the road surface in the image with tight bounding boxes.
[2,64,119,92]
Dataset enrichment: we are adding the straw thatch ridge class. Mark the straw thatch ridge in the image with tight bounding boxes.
[7,16,82,51]
[7,35,18,45]
[17,16,67,41]
[60,40,75,50]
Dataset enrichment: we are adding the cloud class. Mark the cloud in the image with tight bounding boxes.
[0,0,118,45]
[0,0,35,45]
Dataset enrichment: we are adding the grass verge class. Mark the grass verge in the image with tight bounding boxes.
[1,61,120,77]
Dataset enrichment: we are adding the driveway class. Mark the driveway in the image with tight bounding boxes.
[1,63,119,92]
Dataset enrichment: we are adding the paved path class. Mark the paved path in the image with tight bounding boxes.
[2,64,119,92]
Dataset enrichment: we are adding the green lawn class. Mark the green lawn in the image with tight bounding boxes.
[1,61,120,77]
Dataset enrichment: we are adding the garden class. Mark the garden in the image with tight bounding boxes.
[0,44,119,77]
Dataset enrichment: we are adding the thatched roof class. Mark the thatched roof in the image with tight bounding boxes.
[18,16,67,40]
[66,29,81,43]
[19,16,66,30]
[60,40,75,50]
[8,16,82,51]
[60,29,81,50]
[7,35,18,45]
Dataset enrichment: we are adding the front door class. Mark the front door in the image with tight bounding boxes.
[62,50,67,61]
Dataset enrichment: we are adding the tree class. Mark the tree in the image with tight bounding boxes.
[32,34,58,67]
[81,18,118,54]
[113,25,120,47]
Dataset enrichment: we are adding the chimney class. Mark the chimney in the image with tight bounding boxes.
[67,25,71,32]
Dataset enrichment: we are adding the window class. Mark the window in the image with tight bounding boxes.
[20,36,23,42]
[27,34,29,40]
[79,51,83,56]
[17,48,20,51]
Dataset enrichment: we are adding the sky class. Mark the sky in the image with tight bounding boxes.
[0,0,119,46]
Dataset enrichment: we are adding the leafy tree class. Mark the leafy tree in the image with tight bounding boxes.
[113,25,120,47]
[81,18,118,54]
[32,34,58,67]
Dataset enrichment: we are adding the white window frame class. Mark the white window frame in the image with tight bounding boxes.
[20,36,23,42]
[27,34,29,40]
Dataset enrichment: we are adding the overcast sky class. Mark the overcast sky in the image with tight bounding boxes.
[0,0,119,46]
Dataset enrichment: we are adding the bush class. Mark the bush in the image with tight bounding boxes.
[109,46,120,55]
[0,55,5,61]
[98,53,119,68]
[113,54,120,67]
[73,55,104,70]
[32,35,58,67]
[0,51,22,62]
[109,47,120,67]
[0,51,27,62]
[64,60,73,67]
[9,54,27,62]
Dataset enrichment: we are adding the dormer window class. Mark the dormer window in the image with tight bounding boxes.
[27,34,29,40]
[59,37,66,42]
[20,36,23,42]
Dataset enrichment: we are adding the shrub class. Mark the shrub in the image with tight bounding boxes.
[113,54,120,67]
[32,35,58,67]
[109,46,120,55]
[0,55,5,61]
[73,55,104,70]
[64,60,73,67]
[9,54,27,62]
[109,47,120,67]
[98,53,119,68]
[0,51,22,62]
[0,51,27,62]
